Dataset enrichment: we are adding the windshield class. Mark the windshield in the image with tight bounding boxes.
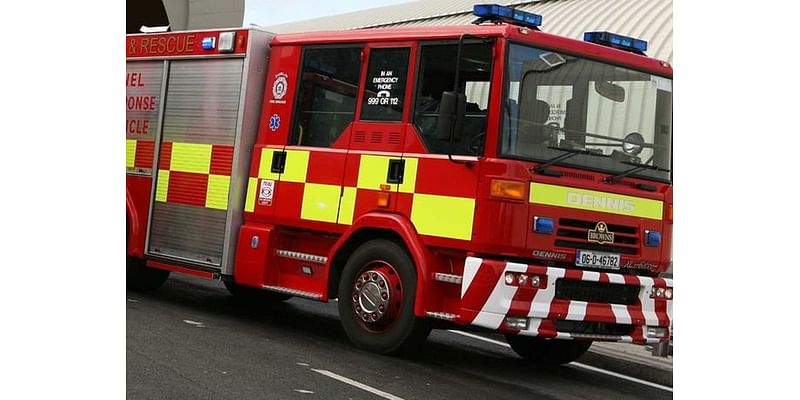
[501,43,673,182]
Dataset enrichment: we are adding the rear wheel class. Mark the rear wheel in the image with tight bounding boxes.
[126,255,169,291]
[337,239,431,354]
[505,335,592,365]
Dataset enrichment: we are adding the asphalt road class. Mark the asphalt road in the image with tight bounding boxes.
[127,274,672,400]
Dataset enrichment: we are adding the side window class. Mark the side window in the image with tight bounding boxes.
[291,46,363,147]
[413,43,493,155]
[361,47,410,122]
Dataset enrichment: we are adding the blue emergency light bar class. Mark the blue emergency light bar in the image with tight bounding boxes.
[583,31,647,54]
[473,4,543,29]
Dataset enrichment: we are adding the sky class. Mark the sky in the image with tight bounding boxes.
[244,0,412,27]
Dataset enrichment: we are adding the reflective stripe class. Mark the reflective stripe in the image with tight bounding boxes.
[357,155,418,193]
[126,139,137,169]
[411,193,475,240]
[155,170,170,202]
[244,177,258,213]
[530,182,663,220]
[337,186,357,225]
[301,183,340,223]
[205,174,230,210]
[257,148,280,180]
[170,142,212,174]
[282,149,310,183]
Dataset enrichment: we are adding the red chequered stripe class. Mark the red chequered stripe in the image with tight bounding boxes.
[306,151,347,185]
[210,144,234,176]
[159,142,173,170]
[166,171,208,207]
[134,140,154,169]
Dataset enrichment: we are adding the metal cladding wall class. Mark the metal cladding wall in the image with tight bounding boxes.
[264,0,673,64]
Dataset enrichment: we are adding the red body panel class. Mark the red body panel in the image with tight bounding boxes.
[126,29,249,58]
[126,175,151,258]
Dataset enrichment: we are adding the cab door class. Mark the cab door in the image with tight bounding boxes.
[338,44,414,224]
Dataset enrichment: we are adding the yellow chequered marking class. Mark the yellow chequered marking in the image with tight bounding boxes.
[155,170,170,202]
[126,139,137,169]
[357,155,417,192]
[530,182,663,220]
[245,177,258,213]
[170,142,212,174]
[257,148,281,180]
[337,187,357,225]
[283,150,310,183]
[397,158,417,193]
[205,174,231,210]
[357,155,393,190]
[301,183,340,223]
[411,193,475,241]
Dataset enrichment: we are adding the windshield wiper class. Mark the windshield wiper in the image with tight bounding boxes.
[533,146,600,176]
[605,159,670,183]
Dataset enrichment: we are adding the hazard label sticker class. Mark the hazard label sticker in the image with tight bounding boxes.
[258,179,274,206]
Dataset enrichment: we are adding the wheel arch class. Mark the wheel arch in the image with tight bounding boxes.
[126,187,144,258]
[326,212,433,317]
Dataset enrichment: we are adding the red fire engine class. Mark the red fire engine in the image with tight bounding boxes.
[126,4,673,365]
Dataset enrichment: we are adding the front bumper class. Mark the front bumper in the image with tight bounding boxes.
[457,257,673,344]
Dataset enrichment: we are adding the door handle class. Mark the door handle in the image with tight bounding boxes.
[386,159,405,184]
[271,151,287,174]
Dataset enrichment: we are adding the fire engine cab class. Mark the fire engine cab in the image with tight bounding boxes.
[126,4,673,365]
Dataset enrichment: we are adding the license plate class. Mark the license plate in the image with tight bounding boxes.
[575,250,621,270]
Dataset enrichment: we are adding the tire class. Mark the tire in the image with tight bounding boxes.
[126,255,170,291]
[224,280,291,302]
[337,239,431,355]
[505,335,592,366]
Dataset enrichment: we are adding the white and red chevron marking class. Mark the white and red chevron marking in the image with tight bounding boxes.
[458,257,673,343]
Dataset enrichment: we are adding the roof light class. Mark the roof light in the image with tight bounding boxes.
[473,4,542,29]
[583,31,647,54]
[218,32,236,53]
[201,37,216,50]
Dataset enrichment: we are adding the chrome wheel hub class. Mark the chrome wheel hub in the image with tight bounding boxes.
[354,271,390,323]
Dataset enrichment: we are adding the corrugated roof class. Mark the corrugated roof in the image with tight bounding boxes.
[263,0,672,63]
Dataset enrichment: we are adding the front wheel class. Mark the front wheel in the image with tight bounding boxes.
[505,335,592,365]
[337,239,431,355]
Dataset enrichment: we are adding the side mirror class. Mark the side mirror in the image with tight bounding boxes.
[436,91,466,141]
[595,81,625,102]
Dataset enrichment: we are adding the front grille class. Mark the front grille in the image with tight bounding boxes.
[556,218,639,255]
[555,278,640,305]
[553,320,633,336]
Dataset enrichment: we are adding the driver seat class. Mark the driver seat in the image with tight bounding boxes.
[517,99,553,154]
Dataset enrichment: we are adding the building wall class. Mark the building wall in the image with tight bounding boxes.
[265,0,673,64]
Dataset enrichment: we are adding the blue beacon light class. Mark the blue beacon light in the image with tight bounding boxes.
[473,4,543,29]
[583,31,648,54]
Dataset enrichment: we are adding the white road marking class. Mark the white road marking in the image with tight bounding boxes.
[293,389,314,394]
[296,362,310,367]
[446,330,673,393]
[311,368,404,400]
[182,320,206,327]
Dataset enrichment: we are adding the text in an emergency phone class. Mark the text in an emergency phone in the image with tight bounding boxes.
[367,70,400,106]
